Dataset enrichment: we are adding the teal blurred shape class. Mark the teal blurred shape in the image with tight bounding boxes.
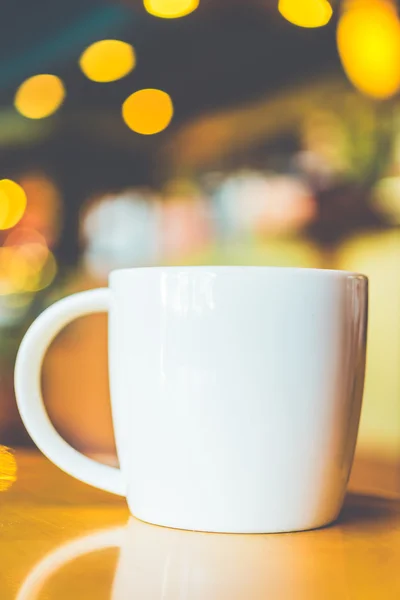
[0,5,134,90]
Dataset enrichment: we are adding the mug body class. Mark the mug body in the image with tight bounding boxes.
[108,266,368,533]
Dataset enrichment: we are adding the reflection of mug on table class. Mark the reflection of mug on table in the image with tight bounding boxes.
[15,267,368,533]
[17,517,348,600]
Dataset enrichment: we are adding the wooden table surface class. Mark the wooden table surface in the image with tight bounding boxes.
[1,450,400,599]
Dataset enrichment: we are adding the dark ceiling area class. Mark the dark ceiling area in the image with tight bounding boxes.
[0,0,348,265]
[0,0,340,159]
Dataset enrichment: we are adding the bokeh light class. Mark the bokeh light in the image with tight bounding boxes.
[0,245,56,296]
[161,180,213,260]
[0,247,31,295]
[4,227,47,249]
[0,224,57,296]
[258,176,317,235]
[79,40,136,83]
[0,446,17,493]
[374,176,400,224]
[81,190,160,278]
[297,110,350,186]
[122,89,174,135]
[0,179,27,230]
[14,74,65,119]
[144,0,199,19]
[214,171,316,237]
[337,0,400,99]
[278,0,332,28]
[17,174,62,246]
[28,250,57,292]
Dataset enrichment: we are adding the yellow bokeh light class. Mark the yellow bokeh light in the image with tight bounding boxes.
[0,224,56,295]
[122,88,174,135]
[278,0,332,27]
[337,0,400,99]
[25,249,57,292]
[0,446,17,493]
[144,0,199,19]
[0,179,27,230]
[14,74,65,119]
[0,247,30,295]
[0,244,56,296]
[79,40,136,83]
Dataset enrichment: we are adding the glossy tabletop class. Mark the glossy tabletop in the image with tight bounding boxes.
[1,450,400,599]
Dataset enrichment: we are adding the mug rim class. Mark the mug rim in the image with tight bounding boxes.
[109,266,368,281]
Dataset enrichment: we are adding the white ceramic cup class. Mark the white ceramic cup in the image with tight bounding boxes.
[15,266,368,533]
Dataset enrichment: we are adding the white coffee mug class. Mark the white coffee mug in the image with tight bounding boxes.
[15,267,368,533]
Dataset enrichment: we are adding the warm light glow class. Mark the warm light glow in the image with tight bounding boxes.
[144,0,199,19]
[26,250,57,292]
[337,0,400,99]
[4,227,47,248]
[0,247,30,295]
[278,0,332,27]
[17,174,62,246]
[374,176,400,223]
[0,223,56,295]
[79,40,136,83]
[0,447,17,493]
[122,89,174,135]
[0,179,27,230]
[0,244,56,295]
[14,74,65,119]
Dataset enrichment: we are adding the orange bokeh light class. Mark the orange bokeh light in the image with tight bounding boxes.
[17,174,62,246]
[4,227,47,248]
[122,89,174,135]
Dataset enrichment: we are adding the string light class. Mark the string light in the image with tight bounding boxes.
[278,0,333,28]
[79,40,136,83]
[0,179,27,230]
[14,74,65,119]
[337,0,400,99]
[144,0,199,19]
[122,89,174,135]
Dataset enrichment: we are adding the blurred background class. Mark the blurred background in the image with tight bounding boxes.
[0,0,399,490]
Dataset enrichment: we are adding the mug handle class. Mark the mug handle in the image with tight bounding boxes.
[14,288,125,496]
[16,527,124,600]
